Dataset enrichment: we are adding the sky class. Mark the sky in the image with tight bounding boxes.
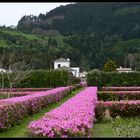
[0,3,71,27]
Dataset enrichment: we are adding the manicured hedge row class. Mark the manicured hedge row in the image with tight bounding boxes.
[0,69,80,88]
[16,70,69,88]
[27,87,97,138]
[102,86,140,91]
[87,71,140,88]
[95,100,140,120]
[0,83,86,100]
[0,88,51,92]
[0,87,71,131]
[0,92,32,99]
[97,91,140,101]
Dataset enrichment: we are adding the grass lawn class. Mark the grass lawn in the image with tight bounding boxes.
[92,121,115,138]
[0,87,84,138]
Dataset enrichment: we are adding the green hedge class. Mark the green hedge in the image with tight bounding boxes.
[97,91,140,101]
[87,71,140,88]
[95,101,140,120]
[0,69,80,88]
[87,69,102,90]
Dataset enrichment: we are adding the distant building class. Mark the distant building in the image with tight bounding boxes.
[8,25,16,29]
[54,58,70,69]
[54,58,80,77]
[79,71,87,82]
[116,66,133,73]
[0,68,7,73]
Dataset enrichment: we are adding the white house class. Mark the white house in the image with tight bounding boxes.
[54,58,70,69]
[0,68,7,73]
[71,67,80,77]
[54,58,80,77]
[116,66,133,73]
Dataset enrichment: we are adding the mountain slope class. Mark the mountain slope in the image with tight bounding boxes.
[17,2,140,40]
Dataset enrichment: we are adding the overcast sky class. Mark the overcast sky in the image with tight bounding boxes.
[0,3,71,27]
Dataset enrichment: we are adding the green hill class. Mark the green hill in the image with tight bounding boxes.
[17,2,140,40]
[0,2,140,71]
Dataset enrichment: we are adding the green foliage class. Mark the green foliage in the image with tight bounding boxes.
[16,69,70,88]
[87,71,140,87]
[0,70,73,88]
[1,3,140,71]
[103,59,117,72]
[111,117,140,137]
[97,91,140,101]
[87,69,102,89]
[17,3,140,40]
[101,72,140,86]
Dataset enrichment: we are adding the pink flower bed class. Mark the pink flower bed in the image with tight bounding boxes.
[0,88,51,92]
[102,86,140,91]
[0,91,33,99]
[27,87,97,138]
[0,87,71,130]
[95,100,140,119]
[80,82,87,87]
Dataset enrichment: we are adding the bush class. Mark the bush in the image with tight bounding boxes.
[26,87,98,138]
[0,87,71,131]
[111,117,140,137]
[87,71,140,88]
[0,69,80,88]
[87,69,102,90]
[17,69,70,88]
[97,91,140,101]
[95,100,140,120]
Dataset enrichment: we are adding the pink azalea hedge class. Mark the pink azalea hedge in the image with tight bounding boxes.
[95,100,140,120]
[0,88,51,92]
[102,86,140,91]
[27,87,97,138]
[80,82,87,87]
[0,87,71,130]
[99,91,140,94]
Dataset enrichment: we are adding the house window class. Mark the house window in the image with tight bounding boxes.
[58,64,61,68]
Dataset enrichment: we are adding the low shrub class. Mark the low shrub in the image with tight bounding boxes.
[97,91,140,101]
[95,100,140,120]
[87,71,140,88]
[26,87,98,138]
[0,87,71,131]
[87,69,101,90]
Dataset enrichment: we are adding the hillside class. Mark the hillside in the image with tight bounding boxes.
[17,2,140,40]
[0,27,140,71]
[0,2,140,71]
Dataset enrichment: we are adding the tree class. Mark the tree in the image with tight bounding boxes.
[0,47,6,93]
[103,59,117,72]
[5,49,31,97]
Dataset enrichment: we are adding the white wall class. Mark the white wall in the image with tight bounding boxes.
[71,67,80,77]
[0,68,7,72]
[54,61,70,69]
[118,70,132,73]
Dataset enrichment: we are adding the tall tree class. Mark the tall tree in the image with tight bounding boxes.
[103,59,117,72]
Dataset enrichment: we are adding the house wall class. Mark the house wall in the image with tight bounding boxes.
[71,67,80,77]
[54,62,70,69]
[117,70,132,73]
